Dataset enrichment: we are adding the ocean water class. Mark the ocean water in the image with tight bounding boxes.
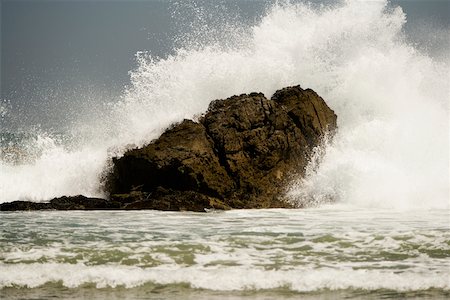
[0,0,449,298]
[1,208,449,299]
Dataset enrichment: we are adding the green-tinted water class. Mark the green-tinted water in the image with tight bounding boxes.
[1,207,449,299]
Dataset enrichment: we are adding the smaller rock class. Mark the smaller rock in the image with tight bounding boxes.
[0,195,120,211]
[0,201,52,211]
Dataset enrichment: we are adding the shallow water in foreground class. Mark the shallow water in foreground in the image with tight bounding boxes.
[0,207,449,299]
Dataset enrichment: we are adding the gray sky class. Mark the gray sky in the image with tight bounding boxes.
[1,0,270,130]
[1,0,449,131]
[2,0,175,100]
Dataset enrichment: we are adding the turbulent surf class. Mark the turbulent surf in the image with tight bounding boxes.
[0,0,449,298]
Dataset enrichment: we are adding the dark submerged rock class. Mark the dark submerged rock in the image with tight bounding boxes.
[107,85,337,210]
[0,195,120,211]
[0,201,53,211]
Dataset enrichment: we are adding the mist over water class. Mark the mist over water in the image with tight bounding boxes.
[0,0,449,209]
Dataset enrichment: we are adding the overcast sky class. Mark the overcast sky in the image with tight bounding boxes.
[1,0,448,130]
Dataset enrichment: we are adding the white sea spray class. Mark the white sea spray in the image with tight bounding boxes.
[0,0,448,210]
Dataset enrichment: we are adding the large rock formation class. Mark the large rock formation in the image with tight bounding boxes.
[107,85,336,211]
[0,85,336,212]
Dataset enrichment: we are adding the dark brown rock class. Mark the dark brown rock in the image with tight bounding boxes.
[49,195,120,210]
[271,86,337,147]
[0,195,120,211]
[0,201,53,211]
[0,85,336,212]
[107,85,337,210]
[114,187,231,212]
[109,119,234,199]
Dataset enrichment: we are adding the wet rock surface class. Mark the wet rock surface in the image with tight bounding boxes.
[107,85,336,210]
[0,85,336,212]
[0,195,119,211]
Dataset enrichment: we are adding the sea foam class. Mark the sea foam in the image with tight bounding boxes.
[1,263,449,291]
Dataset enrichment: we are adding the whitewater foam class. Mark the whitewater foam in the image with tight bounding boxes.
[1,263,449,291]
[1,209,449,292]
[0,0,448,209]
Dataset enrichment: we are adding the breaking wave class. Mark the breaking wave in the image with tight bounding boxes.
[0,0,448,209]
